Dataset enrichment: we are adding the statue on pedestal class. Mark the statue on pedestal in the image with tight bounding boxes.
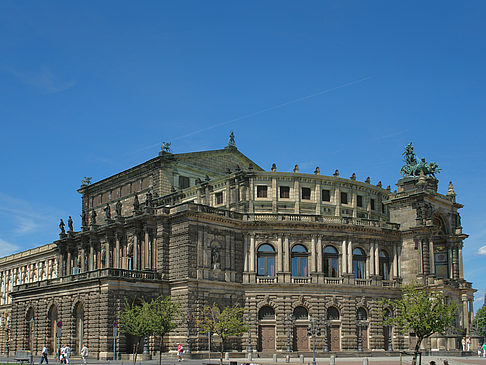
[104,203,111,219]
[115,200,122,217]
[133,194,140,212]
[68,216,73,232]
[90,210,97,225]
[59,219,65,234]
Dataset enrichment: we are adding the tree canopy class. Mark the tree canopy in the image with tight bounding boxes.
[475,305,486,337]
[381,283,456,365]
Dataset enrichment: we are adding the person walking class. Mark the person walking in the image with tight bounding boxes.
[40,346,48,364]
[81,345,88,364]
[177,343,183,362]
[482,342,486,358]
[64,345,71,364]
[478,344,482,357]
[467,336,471,351]
[59,346,65,364]
[461,337,466,351]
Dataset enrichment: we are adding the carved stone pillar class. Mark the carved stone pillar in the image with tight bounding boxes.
[283,235,290,272]
[66,250,71,275]
[277,235,283,272]
[249,234,255,272]
[133,233,139,270]
[459,243,464,279]
[392,244,397,278]
[342,240,347,274]
[311,236,316,273]
[243,234,249,272]
[429,239,435,275]
[369,242,375,276]
[317,235,323,273]
[452,246,459,279]
[115,233,121,269]
[347,241,353,274]
[105,241,110,268]
[226,180,231,210]
[144,229,150,269]
[374,244,379,277]
[422,240,430,275]
[462,294,469,333]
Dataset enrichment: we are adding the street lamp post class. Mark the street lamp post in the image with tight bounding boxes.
[247,314,253,360]
[323,320,329,352]
[29,317,35,365]
[307,317,321,365]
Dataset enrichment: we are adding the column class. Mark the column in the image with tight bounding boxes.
[448,247,453,279]
[294,179,300,214]
[459,243,464,279]
[105,242,110,268]
[392,244,397,278]
[284,235,290,272]
[335,185,341,216]
[226,180,231,209]
[89,244,94,271]
[342,240,347,274]
[462,295,469,333]
[347,241,353,274]
[243,234,249,272]
[277,235,283,272]
[315,183,321,215]
[144,229,150,269]
[249,234,255,272]
[66,251,71,275]
[272,176,277,213]
[452,246,459,279]
[311,236,316,273]
[133,233,139,270]
[429,239,435,275]
[317,235,323,272]
[422,240,430,275]
[352,191,357,218]
[369,242,375,276]
[249,177,254,212]
[374,244,379,277]
[80,247,85,272]
[115,234,120,269]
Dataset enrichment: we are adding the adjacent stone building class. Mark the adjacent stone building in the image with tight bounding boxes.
[0,137,476,358]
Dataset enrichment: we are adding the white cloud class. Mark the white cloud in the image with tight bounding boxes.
[0,238,20,257]
[477,245,486,255]
[8,67,76,94]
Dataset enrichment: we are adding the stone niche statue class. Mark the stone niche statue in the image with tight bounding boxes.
[104,203,111,219]
[115,200,122,217]
[211,247,221,270]
[133,194,140,212]
[81,210,88,227]
[145,192,153,208]
[90,209,97,225]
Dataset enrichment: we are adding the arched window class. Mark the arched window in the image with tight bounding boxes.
[291,245,308,277]
[293,306,308,320]
[356,307,367,321]
[257,244,276,276]
[326,307,340,320]
[323,246,339,277]
[352,248,366,279]
[258,306,275,320]
[379,250,390,280]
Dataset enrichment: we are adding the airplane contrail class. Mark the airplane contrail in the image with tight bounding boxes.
[131,76,372,153]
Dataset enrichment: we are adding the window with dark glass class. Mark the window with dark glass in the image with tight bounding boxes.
[434,248,449,279]
[370,199,375,210]
[323,246,339,277]
[257,185,268,198]
[280,186,290,199]
[257,244,276,276]
[356,307,367,320]
[215,192,223,205]
[326,307,340,320]
[352,247,366,279]
[341,192,348,205]
[179,176,190,189]
[258,306,275,320]
[357,195,363,207]
[382,203,385,214]
[322,189,331,202]
[379,250,390,280]
[301,187,311,200]
[291,244,308,277]
[293,306,308,320]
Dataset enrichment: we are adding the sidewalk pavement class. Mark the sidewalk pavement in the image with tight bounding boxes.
[2,355,486,365]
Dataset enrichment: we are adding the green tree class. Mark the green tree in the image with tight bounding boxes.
[381,283,457,365]
[150,296,181,365]
[475,305,486,337]
[196,303,249,363]
[119,298,153,365]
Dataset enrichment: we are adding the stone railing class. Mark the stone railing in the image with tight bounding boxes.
[13,268,162,291]
[292,277,310,284]
[257,277,277,284]
[324,277,344,285]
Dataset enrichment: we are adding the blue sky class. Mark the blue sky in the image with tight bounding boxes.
[0,1,485,308]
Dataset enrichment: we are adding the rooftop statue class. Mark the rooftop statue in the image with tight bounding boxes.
[228,131,236,147]
[400,142,441,178]
[161,141,172,153]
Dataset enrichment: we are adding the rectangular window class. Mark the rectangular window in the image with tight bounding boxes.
[215,192,223,205]
[257,185,268,198]
[322,189,331,202]
[280,186,290,199]
[179,176,190,189]
[382,203,385,214]
[341,192,348,205]
[301,187,311,200]
[370,199,375,210]
[357,195,363,207]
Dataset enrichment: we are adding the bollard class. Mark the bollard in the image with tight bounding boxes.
[300,354,304,363]
[225,352,229,360]
[273,354,278,362]
[363,358,368,365]
[330,355,335,365]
